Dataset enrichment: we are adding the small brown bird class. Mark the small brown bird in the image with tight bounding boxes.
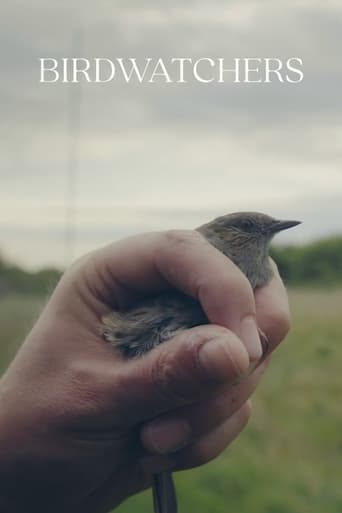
[102,211,300,513]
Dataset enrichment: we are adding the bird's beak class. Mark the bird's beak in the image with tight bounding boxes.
[270,219,302,233]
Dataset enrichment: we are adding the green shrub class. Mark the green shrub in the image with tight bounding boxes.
[1,235,342,295]
[271,236,342,286]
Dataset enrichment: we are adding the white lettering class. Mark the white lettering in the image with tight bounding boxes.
[71,58,91,83]
[193,58,215,83]
[171,58,193,83]
[244,58,262,83]
[265,58,284,83]
[149,58,172,83]
[286,58,304,83]
[95,58,116,83]
[218,58,240,83]
[40,58,59,83]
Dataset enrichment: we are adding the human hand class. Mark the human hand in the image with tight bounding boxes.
[0,230,290,513]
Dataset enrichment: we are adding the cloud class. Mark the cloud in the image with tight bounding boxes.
[1,0,341,267]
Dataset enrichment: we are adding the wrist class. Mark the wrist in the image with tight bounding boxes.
[0,382,34,513]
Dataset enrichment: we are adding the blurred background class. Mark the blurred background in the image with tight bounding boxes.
[1,1,342,512]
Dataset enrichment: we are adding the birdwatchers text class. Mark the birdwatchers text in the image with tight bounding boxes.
[39,57,304,84]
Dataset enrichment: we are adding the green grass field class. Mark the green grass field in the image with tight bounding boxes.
[0,289,341,513]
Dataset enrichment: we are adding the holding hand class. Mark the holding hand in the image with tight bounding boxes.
[0,230,290,513]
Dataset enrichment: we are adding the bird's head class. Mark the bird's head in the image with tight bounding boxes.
[198,212,301,288]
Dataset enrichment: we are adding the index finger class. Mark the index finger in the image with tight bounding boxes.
[93,230,256,337]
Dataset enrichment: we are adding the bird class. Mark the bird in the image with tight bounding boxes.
[102,211,301,513]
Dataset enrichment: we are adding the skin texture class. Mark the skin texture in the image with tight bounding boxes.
[102,213,298,358]
[101,212,300,513]
[0,229,290,513]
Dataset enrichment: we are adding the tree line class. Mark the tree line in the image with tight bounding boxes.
[270,236,342,287]
[0,235,341,296]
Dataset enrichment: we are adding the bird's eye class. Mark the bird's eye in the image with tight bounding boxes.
[238,219,254,232]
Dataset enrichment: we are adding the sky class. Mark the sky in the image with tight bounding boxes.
[1,1,342,269]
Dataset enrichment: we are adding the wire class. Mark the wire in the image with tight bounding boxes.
[65,28,83,267]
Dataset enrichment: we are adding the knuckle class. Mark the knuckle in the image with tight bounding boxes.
[197,270,255,321]
[65,251,94,276]
[225,272,254,303]
[151,350,191,405]
[163,229,204,247]
[202,269,254,316]
[180,324,228,347]
[150,328,229,408]
[156,230,207,282]
[268,306,292,344]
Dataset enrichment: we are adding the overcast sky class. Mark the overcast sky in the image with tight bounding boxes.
[1,1,341,269]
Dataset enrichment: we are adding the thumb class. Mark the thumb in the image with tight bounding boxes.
[110,324,250,427]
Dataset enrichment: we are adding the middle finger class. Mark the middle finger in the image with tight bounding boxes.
[141,360,268,456]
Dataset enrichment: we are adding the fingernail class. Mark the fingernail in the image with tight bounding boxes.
[142,419,191,455]
[199,335,248,381]
[240,316,263,362]
[260,332,270,356]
